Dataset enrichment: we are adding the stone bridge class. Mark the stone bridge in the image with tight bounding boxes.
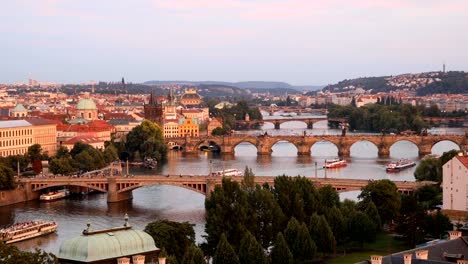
[19,175,435,202]
[236,117,346,129]
[166,134,467,157]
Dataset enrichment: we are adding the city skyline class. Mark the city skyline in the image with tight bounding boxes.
[2,0,468,85]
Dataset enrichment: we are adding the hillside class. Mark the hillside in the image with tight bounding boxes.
[143,80,323,91]
[326,71,468,95]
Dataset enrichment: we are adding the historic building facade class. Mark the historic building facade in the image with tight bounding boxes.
[0,118,57,157]
[144,93,163,125]
[443,153,468,211]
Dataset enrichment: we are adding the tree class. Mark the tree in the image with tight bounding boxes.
[284,218,316,261]
[358,179,401,224]
[395,195,426,247]
[0,242,57,264]
[213,234,239,264]
[347,211,376,247]
[241,166,255,191]
[325,206,345,244]
[439,149,461,165]
[48,157,74,175]
[238,231,267,264]
[211,127,228,136]
[245,186,285,249]
[414,158,442,183]
[318,185,340,210]
[125,120,167,162]
[103,144,118,163]
[424,211,453,239]
[270,233,293,264]
[204,178,247,255]
[55,146,70,159]
[28,144,43,173]
[309,214,335,254]
[144,220,195,263]
[0,164,16,190]
[364,201,382,231]
[181,245,205,264]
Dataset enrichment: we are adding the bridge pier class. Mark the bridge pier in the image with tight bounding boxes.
[418,144,432,157]
[378,147,390,158]
[307,121,313,129]
[206,179,216,198]
[274,121,280,130]
[107,177,133,203]
[297,144,311,156]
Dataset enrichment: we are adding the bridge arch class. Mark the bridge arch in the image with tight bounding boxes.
[271,140,299,156]
[389,140,419,158]
[32,183,108,193]
[233,142,258,156]
[310,140,339,157]
[349,140,379,158]
[431,140,461,155]
[117,182,208,196]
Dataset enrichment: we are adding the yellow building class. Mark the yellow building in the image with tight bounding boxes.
[178,118,199,137]
[0,118,57,157]
[180,89,202,107]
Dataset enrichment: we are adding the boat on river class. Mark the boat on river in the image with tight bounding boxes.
[323,158,347,169]
[40,189,69,201]
[211,169,243,177]
[386,159,416,173]
[0,221,57,244]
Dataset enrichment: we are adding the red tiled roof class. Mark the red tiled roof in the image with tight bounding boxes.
[457,155,468,168]
[63,136,103,145]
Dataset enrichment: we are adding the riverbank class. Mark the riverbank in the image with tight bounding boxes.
[0,185,39,207]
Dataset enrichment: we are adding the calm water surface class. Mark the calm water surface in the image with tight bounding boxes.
[1,116,464,254]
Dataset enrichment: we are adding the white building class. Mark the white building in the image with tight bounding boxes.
[442,153,468,211]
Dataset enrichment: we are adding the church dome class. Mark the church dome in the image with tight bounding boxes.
[58,226,158,262]
[76,99,97,110]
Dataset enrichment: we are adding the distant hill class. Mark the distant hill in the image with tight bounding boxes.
[325,71,468,95]
[143,80,323,91]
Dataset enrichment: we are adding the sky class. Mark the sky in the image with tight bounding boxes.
[1,0,468,85]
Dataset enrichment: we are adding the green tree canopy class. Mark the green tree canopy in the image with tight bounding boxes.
[0,164,16,190]
[125,120,167,162]
[213,234,239,264]
[270,232,293,264]
[0,242,57,264]
[204,178,247,255]
[144,220,195,263]
[238,231,267,264]
[347,211,376,247]
[414,158,442,183]
[358,179,401,224]
[180,245,205,264]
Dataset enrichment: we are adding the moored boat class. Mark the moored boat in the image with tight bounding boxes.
[386,159,416,173]
[211,169,243,177]
[0,221,58,244]
[40,189,69,201]
[323,158,347,168]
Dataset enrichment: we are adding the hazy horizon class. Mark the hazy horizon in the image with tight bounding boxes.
[2,0,467,85]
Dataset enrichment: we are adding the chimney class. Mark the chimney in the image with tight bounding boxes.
[415,250,428,260]
[132,255,145,264]
[449,230,462,240]
[158,257,166,264]
[404,253,412,264]
[371,255,382,264]
[116,257,130,264]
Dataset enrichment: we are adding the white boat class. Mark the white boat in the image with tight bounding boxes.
[211,169,243,177]
[386,159,416,173]
[323,158,347,169]
[0,221,57,244]
[40,189,69,201]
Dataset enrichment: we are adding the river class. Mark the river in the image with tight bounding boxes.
[1,115,464,254]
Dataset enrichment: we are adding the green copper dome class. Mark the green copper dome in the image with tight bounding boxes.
[58,227,158,262]
[76,99,97,110]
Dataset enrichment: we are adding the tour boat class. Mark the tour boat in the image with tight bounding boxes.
[385,159,416,173]
[323,158,347,169]
[0,221,58,244]
[211,169,243,177]
[40,189,69,201]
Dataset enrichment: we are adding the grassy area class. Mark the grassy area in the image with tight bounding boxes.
[327,233,410,264]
